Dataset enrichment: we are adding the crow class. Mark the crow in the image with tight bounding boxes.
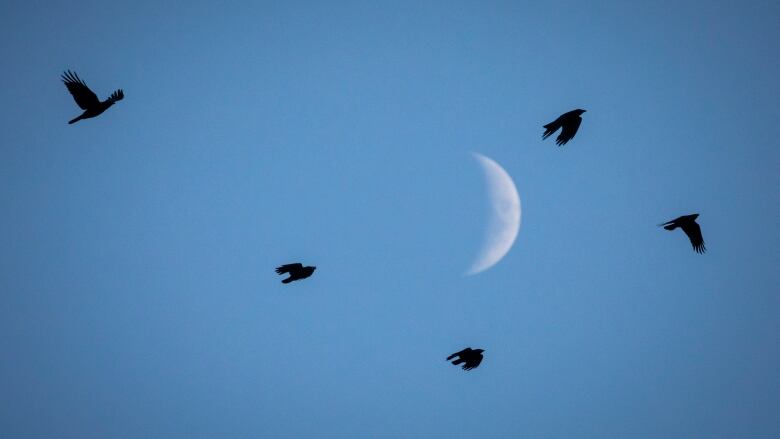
[275,263,316,284]
[61,70,124,124]
[446,347,484,371]
[542,109,586,146]
[659,214,706,254]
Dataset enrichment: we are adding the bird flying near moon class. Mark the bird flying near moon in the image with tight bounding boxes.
[466,153,521,275]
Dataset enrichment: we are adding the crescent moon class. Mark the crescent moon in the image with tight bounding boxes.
[466,153,522,275]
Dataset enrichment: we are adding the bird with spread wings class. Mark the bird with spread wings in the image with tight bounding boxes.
[61,70,124,124]
[275,263,317,284]
[446,348,485,371]
[542,109,586,146]
[659,214,706,254]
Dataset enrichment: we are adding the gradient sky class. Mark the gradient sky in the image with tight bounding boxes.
[2,1,779,438]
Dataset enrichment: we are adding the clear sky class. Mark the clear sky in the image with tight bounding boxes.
[1,1,779,438]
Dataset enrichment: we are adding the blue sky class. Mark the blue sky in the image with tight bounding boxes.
[1,1,779,438]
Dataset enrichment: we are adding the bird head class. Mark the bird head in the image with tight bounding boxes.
[689,213,699,220]
[576,109,586,115]
[475,349,485,354]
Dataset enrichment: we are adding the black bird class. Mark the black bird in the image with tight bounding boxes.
[61,70,124,124]
[659,214,706,254]
[542,109,586,146]
[275,263,316,284]
[446,348,484,371]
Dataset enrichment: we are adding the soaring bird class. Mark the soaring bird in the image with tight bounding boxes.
[542,109,586,146]
[61,70,124,124]
[659,214,706,254]
[446,348,484,371]
[275,263,316,284]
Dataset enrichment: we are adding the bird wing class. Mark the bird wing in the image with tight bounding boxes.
[680,221,706,253]
[542,118,562,140]
[447,348,471,361]
[462,353,484,371]
[658,217,680,230]
[556,117,582,146]
[61,71,99,109]
[108,89,124,103]
[276,263,303,274]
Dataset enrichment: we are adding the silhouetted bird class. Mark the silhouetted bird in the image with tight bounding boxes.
[61,70,124,124]
[446,347,484,371]
[659,214,706,254]
[542,109,586,146]
[275,263,316,283]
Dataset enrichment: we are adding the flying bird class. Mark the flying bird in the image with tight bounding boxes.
[275,263,316,284]
[659,214,706,254]
[61,70,124,124]
[542,109,586,146]
[446,347,484,371]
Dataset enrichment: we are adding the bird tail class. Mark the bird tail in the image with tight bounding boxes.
[657,221,677,230]
[108,89,124,103]
[281,277,292,284]
[68,115,83,124]
[446,354,456,361]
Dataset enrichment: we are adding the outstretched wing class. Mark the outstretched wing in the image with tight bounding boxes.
[680,221,706,254]
[61,70,99,109]
[542,118,562,140]
[658,217,681,230]
[556,117,582,146]
[276,263,303,275]
[462,355,483,371]
[447,348,471,361]
[108,89,124,103]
